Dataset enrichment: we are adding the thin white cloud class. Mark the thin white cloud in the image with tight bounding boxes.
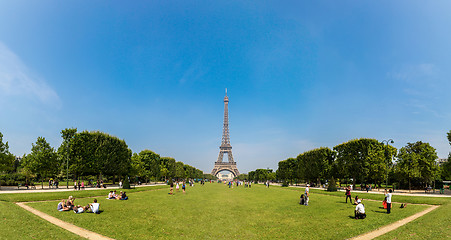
[0,42,61,107]
[178,58,208,85]
[388,63,439,84]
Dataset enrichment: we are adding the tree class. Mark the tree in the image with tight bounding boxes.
[160,157,176,180]
[276,158,298,185]
[396,141,438,191]
[334,138,390,188]
[69,131,132,182]
[22,137,58,188]
[298,147,335,185]
[175,161,185,180]
[0,132,14,173]
[57,128,77,188]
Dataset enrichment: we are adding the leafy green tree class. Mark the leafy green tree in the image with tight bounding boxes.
[298,147,335,185]
[396,141,438,191]
[160,157,176,180]
[69,131,131,182]
[131,153,148,182]
[276,158,297,185]
[443,131,451,180]
[175,161,186,180]
[203,173,218,180]
[22,137,58,188]
[57,128,77,187]
[0,132,14,173]
[334,138,390,187]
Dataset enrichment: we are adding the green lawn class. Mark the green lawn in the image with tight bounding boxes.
[25,183,431,239]
[0,201,83,239]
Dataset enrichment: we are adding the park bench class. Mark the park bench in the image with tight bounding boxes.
[17,184,36,190]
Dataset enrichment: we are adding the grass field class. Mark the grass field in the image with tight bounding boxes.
[2,183,450,239]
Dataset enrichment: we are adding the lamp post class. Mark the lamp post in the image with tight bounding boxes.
[66,155,69,189]
[381,139,394,189]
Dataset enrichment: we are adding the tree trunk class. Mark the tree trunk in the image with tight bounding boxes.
[409,178,411,193]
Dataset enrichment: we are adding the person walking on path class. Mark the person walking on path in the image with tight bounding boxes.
[345,186,352,203]
[385,189,392,214]
[304,184,310,206]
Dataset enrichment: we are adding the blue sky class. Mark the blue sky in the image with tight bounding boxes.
[1,1,450,173]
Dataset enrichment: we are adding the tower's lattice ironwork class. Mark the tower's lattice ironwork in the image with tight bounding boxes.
[211,89,240,177]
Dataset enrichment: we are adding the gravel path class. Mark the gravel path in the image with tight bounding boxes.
[349,204,439,240]
[16,202,114,240]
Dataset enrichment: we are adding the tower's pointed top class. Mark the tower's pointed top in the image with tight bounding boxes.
[225,88,227,96]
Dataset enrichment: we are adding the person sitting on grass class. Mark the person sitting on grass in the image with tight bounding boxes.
[89,199,100,214]
[108,191,115,199]
[66,196,75,210]
[119,191,128,200]
[113,190,118,199]
[355,199,366,219]
[299,194,305,205]
[57,199,70,211]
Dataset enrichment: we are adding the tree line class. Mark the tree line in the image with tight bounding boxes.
[245,134,451,191]
[0,129,208,187]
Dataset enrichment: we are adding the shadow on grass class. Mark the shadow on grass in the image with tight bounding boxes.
[373,210,387,213]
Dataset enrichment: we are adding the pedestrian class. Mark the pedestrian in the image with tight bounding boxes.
[304,184,310,206]
[345,186,352,203]
[74,181,77,190]
[385,189,392,214]
[78,181,81,191]
[182,181,186,193]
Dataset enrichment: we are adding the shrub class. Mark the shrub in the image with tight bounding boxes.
[281,180,289,187]
[327,177,337,192]
[123,177,131,189]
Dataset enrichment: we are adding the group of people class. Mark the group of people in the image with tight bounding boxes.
[57,196,100,214]
[345,186,394,220]
[108,190,128,200]
[169,181,186,195]
[48,179,59,188]
[300,184,397,220]
[299,184,310,206]
[74,181,85,191]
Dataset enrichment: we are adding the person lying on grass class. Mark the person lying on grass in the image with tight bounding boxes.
[73,204,89,214]
[57,199,70,211]
[89,199,100,214]
[354,199,366,219]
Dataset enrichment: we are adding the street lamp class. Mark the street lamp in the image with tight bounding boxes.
[381,139,394,189]
[66,155,69,189]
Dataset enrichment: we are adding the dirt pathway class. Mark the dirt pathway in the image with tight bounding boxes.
[16,202,114,240]
[349,204,440,240]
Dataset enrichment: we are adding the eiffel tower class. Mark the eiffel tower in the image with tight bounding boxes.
[211,89,240,177]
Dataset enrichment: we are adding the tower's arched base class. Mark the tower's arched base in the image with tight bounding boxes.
[211,162,240,177]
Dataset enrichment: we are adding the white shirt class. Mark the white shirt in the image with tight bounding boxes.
[386,193,392,203]
[355,203,365,214]
[305,187,309,195]
[90,203,99,213]
[77,207,84,213]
